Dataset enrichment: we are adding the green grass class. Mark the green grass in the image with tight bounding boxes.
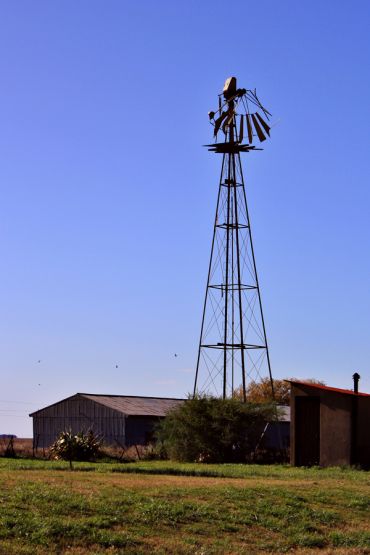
[0,459,369,554]
[1,457,369,480]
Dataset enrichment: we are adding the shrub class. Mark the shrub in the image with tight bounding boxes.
[49,429,102,468]
[156,395,276,463]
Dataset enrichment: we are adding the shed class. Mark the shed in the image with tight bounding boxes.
[289,380,370,468]
[30,393,185,449]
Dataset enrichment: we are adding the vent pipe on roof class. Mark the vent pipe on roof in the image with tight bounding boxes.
[353,372,360,394]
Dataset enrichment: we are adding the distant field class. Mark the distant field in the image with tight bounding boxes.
[0,438,33,458]
[0,438,149,461]
[0,459,369,554]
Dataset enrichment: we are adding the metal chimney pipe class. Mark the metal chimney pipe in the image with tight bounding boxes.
[353,372,360,394]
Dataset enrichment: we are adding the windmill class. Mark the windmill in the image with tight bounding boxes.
[193,77,275,402]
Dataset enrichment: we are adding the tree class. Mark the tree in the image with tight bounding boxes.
[156,396,275,463]
[235,378,325,406]
[234,378,289,405]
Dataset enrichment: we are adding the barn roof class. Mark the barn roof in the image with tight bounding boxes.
[287,380,370,397]
[30,394,185,417]
[80,394,185,416]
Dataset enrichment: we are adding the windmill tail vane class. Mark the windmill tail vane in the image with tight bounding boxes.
[194,76,275,402]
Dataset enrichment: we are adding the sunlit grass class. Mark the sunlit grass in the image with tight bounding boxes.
[0,459,369,554]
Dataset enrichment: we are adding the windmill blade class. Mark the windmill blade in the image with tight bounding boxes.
[214,111,228,136]
[250,90,272,118]
[251,114,266,142]
[245,91,262,111]
[246,114,253,144]
[218,97,222,113]
[256,113,270,136]
[239,114,244,143]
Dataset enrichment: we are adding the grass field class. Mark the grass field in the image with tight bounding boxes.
[0,459,369,554]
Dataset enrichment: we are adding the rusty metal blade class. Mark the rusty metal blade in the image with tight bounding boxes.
[256,113,270,136]
[246,114,253,143]
[239,115,244,143]
[251,114,266,142]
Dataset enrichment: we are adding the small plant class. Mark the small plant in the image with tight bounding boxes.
[49,429,102,469]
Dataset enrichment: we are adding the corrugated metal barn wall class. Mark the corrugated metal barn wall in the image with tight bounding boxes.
[33,395,126,448]
[125,415,161,446]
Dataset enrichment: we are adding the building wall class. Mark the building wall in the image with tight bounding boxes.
[290,384,319,466]
[291,384,352,466]
[125,416,161,446]
[319,391,351,466]
[291,383,370,467]
[32,395,126,448]
[357,397,370,468]
[260,422,290,450]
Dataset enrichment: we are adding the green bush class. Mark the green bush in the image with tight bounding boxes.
[49,430,102,468]
[156,396,276,463]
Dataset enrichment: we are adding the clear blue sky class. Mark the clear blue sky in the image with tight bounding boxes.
[1,1,369,436]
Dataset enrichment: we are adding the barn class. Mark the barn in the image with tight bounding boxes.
[30,393,184,449]
[289,380,370,468]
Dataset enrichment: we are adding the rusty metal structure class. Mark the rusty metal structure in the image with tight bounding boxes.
[194,77,275,402]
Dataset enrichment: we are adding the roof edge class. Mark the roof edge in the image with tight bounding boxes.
[286,380,370,397]
[77,393,186,400]
[29,393,82,417]
[29,393,187,417]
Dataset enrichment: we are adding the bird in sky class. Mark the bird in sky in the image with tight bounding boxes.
[37,360,41,363]
[115,364,119,368]
[174,354,178,357]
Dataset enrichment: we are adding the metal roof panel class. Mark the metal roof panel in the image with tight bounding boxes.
[80,394,185,416]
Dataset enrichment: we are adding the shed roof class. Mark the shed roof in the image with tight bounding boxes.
[30,394,185,417]
[287,380,370,398]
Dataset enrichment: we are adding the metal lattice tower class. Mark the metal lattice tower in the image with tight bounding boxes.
[194,77,275,402]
